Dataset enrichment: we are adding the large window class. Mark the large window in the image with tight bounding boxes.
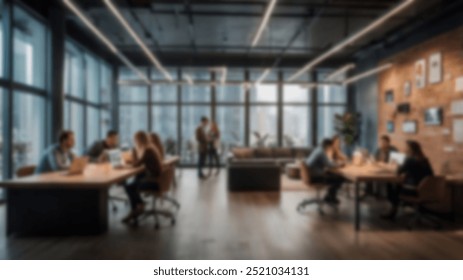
[63,40,113,154]
[117,68,347,165]
[152,105,177,155]
[119,105,148,148]
[0,89,3,182]
[13,7,46,88]
[13,91,46,172]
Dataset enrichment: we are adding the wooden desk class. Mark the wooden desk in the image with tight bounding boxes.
[336,165,463,231]
[335,164,402,231]
[0,164,144,236]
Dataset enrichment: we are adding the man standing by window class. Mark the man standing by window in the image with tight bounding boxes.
[195,116,209,179]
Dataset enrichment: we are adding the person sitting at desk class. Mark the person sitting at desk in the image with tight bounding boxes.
[382,140,434,219]
[375,135,397,163]
[122,131,163,224]
[331,135,348,164]
[35,130,76,174]
[305,139,345,205]
[85,130,119,162]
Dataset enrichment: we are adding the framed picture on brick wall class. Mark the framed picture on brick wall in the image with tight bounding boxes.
[402,120,418,134]
[429,52,442,84]
[403,80,411,97]
[415,59,426,89]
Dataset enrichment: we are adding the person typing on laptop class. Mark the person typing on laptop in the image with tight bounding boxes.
[382,140,434,219]
[36,131,76,174]
[86,130,119,163]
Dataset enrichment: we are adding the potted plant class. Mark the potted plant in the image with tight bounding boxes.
[334,112,361,156]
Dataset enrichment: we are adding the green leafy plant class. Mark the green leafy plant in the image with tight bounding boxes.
[334,112,361,147]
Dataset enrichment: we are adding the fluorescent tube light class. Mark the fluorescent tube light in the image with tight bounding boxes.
[251,0,278,47]
[325,64,356,82]
[103,0,173,82]
[184,74,194,85]
[288,0,414,81]
[221,67,227,85]
[255,68,271,86]
[343,63,392,85]
[63,0,150,84]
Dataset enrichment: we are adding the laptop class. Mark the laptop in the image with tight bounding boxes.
[389,151,406,165]
[66,156,89,175]
[107,149,125,169]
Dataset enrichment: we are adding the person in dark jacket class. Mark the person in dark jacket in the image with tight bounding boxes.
[85,130,119,162]
[375,135,398,163]
[382,140,434,219]
[122,131,163,224]
[195,116,209,179]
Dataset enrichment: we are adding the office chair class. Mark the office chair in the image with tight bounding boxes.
[16,165,36,178]
[140,165,180,229]
[399,176,447,230]
[296,161,337,215]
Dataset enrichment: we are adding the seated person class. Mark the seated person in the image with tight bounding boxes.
[375,135,397,163]
[122,131,163,224]
[331,135,348,164]
[150,132,165,160]
[305,139,345,204]
[86,130,119,163]
[382,140,434,219]
[36,131,75,174]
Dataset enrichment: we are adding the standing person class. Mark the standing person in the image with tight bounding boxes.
[36,131,76,174]
[375,135,398,163]
[305,139,345,204]
[85,130,119,162]
[195,116,209,179]
[331,135,348,164]
[207,121,221,175]
[381,140,434,219]
[150,132,165,160]
[122,131,163,224]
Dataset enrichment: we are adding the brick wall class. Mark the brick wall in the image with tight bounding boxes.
[378,26,463,175]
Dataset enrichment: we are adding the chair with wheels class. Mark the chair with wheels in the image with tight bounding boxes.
[296,161,335,215]
[400,176,448,230]
[141,165,180,229]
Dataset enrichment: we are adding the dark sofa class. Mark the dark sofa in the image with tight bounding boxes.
[227,147,312,192]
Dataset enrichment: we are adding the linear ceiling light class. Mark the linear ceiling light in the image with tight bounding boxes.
[325,63,356,82]
[255,68,271,86]
[288,0,414,82]
[343,63,392,85]
[103,0,173,82]
[184,74,194,85]
[62,0,150,84]
[221,67,227,85]
[251,0,278,47]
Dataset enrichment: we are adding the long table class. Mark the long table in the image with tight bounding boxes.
[0,164,144,236]
[335,164,463,231]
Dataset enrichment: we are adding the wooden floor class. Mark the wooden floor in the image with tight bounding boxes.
[1,169,463,260]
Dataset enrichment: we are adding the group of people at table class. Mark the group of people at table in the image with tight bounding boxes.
[306,135,434,219]
[34,129,168,225]
[28,121,434,224]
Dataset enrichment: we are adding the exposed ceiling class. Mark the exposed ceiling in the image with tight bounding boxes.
[66,0,448,70]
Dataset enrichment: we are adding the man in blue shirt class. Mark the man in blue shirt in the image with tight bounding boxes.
[36,131,76,174]
[306,139,345,204]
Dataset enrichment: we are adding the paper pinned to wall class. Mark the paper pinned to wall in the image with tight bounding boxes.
[453,119,463,143]
[456,77,463,92]
[451,99,463,115]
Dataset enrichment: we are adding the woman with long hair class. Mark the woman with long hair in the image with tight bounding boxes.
[207,121,221,175]
[122,131,163,224]
[150,132,165,160]
[382,140,434,219]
